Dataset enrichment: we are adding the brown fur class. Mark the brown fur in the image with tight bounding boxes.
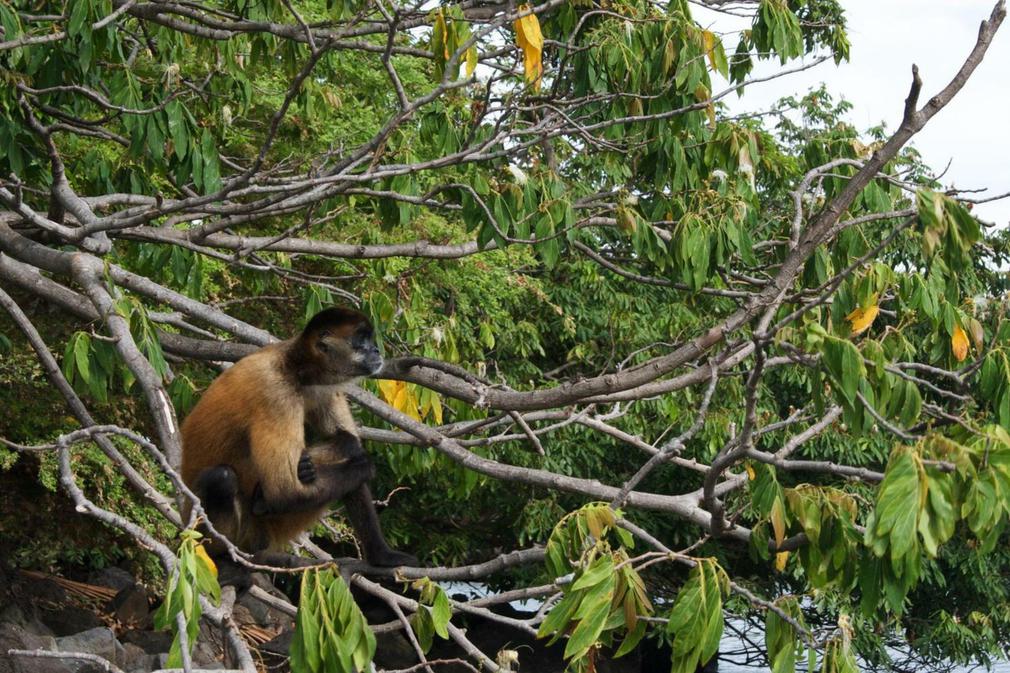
[181,339,338,550]
[181,308,415,568]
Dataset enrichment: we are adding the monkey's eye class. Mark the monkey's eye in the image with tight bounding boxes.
[317,339,333,354]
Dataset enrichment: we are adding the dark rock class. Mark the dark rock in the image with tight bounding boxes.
[35,607,103,638]
[119,629,172,655]
[0,565,12,597]
[191,623,224,668]
[237,569,294,630]
[86,568,135,594]
[125,654,160,673]
[108,585,149,627]
[0,623,65,673]
[111,642,124,671]
[192,640,224,669]
[258,630,293,656]
[23,620,55,640]
[229,604,256,628]
[117,643,147,671]
[54,628,117,666]
[0,604,27,628]
[13,575,67,606]
[372,631,417,670]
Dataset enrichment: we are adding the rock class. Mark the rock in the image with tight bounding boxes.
[191,640,224,669]
[117,643,148,671]
[112,642,124,670]
[126,654,160,673]
[13,575,67,606]
[119,629,172,655]
[258,630,292,656]
[86,568,135,593]
[0,623,65,673]
[108,585,149,627]
[23,620,55,640]
[35,607,103,638]
[238,576,294,630]
[0,604,27,628]
[191,623,224,668]
[54,628,117,666]
[229,604,255,628]
[372,631,418,669]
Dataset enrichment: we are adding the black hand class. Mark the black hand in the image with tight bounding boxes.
[297,454,317,484]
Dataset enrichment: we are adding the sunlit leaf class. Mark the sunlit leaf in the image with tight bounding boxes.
[514,5,544,88]
[952,324,970,362]
[194,544,217,578]
[845,304,879,336]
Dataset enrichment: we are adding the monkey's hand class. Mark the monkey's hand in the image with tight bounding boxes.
[297,453,317,484]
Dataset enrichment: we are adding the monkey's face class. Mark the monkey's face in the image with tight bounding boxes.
[348,325,384,376]
[313,323,383,382]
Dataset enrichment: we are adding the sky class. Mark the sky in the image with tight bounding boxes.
[693,0,1010,227]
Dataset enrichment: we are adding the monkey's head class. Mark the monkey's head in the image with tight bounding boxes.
[298,308,384,384]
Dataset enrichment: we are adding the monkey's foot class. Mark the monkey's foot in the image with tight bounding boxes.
[216,559,253,592]
[366,548,418,568]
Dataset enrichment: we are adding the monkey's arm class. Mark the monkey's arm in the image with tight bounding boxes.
[251,433,374,516]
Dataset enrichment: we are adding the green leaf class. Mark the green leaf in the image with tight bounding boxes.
[571,554,615,591]
[868,447,921,561]
[431,588,450,639]
[821,336,865,407]
[293,568,375,673]
[537,592,580,641]
[67,0,90,38]
[563,579,613,659]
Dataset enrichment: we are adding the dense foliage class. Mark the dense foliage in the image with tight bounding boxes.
[1,0,1009,670]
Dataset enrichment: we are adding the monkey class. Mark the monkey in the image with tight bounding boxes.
[180,307,417,570]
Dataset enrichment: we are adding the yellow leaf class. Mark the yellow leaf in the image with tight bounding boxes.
[968,317,985,353]
[465,45,478,77]
[194,544,217,578]
[403,385,422,421]
[429,392,444,425]
[745,464,756,481]
[850,139,872,159]
[513,5,543,88]
[845,304,879,336]
[380,378,423,420]
[392,383,410,413]
[774,551,789,572]
[952,324,970,362]
[769,497,786,547]
[616,205,637,233]
[434,10,448,60]
[701,29,717,70]
[378,379,405,405]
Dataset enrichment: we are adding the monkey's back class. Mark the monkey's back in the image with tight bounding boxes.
[181,341,304,506]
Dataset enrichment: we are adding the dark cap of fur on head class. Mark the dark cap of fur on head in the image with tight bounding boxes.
[302,307,368,337]
[285,307,372,386]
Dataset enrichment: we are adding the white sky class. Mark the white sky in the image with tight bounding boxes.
[694,0,1010,227]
